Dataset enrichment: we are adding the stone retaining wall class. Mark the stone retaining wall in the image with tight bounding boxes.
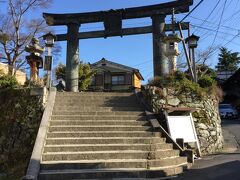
[143,86,223,155]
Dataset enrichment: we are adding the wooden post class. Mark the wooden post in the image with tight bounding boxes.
[188,23,192,65]
[152,15,168,77]
[178,22,194,80]
[66,23,80,92]
[176,138,184,149]
[192,48,197,82]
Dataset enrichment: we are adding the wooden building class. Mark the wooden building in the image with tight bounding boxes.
[222,68,240,109]
[89,58,144,91]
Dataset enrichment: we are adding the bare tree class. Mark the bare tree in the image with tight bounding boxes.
[177,45,219,77]
[195,46,219,66]
[0,0,52,75]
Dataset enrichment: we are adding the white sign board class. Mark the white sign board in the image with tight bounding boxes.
[166,115,197,143]
[165,113,201,157]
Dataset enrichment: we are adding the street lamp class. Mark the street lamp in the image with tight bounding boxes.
[185,34,200,83]
[43,32,56,89]
[43,32,56,48]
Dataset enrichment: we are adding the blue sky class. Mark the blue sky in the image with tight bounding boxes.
[1,0,240,83]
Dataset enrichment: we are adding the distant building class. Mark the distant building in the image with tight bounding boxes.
[0,62,26,85]
[222,68,240,109]
[216,70,236,84]
[89,58,144,91]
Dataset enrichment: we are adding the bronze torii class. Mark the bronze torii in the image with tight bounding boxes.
[43,0,193,92]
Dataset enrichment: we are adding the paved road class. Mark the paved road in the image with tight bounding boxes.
[222,119,240,146]
[174,118,240,180]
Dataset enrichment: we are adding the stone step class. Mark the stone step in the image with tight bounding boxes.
[55,102,140,107]
[51,115,146,121]
[56,92,134,97]
[54,100,138,105]
[54,104,141,108]
[48,125,151,132]
[41,157,187,170]
[54,103,140,108]
[39,167,184,179]
[45,137,166,145]
[49,120,149,126]
[53,106,143,112]
[52,111,145,116]
[46,131,160,138]
[43,143,171,153]
[54,97,138,102]
[41,150,179,161]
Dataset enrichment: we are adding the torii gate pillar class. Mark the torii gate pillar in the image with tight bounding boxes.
[152,15,169,77]
[66,23,80,92]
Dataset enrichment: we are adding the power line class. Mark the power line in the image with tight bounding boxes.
[133,60,152,67]
[200,32,240,46]
[222,34,240,46]
[190,24,238,37]
[145,71,154,80]
[188,1,238,39]
[190,15,240,32]
[180,0,205,23]
[223,7,240,23]
[211,33,240,56]
[193,0,221,33]
[210,0,227,47]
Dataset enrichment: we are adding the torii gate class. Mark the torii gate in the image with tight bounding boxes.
[43,0,193,92]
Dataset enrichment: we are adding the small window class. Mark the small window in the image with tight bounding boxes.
[169,42,174,49]
[112,75,125,85]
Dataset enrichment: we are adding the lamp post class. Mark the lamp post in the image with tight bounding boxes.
[185,34,200,83]
[43,32,56,89]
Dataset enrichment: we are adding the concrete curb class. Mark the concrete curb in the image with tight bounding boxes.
[222,128,239,153]
[22,88,56,180]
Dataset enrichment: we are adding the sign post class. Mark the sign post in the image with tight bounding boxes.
[44,55,52,88]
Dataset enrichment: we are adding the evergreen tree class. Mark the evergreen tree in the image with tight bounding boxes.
[216,47,240,71]
[55,62,95,91]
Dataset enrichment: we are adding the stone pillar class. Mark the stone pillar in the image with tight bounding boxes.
[66,23,80,92]
[152,15,168,77]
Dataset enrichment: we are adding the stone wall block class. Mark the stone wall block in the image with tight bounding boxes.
[167,97,180,106]
[197,123,208,130]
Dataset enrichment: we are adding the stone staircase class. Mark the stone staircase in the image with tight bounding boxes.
[38,92,188,179]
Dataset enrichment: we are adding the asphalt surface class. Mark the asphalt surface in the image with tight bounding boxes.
[173,118,240,180]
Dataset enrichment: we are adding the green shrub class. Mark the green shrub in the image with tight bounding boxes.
[198,75,215,88]
[55,63,66,80]
[148,76,165,88]
[174,71,186,81]
[0,71,19,89]
[55,62,96,91]
[0,89,43,178]
[148,71,219,98]
[178,78,202,96]
[148,74,179,88]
